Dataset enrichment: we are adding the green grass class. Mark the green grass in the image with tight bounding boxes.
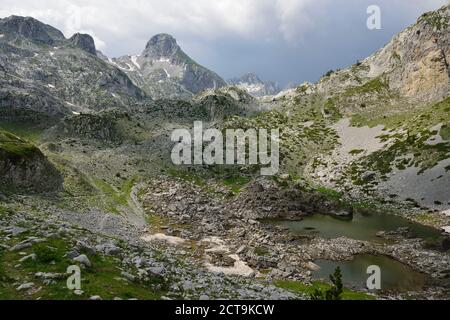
[323,98,342,120]
[254,246,270,256]
[0,123,43,142]
[352,97,450,130]
[92,178,136,214]
[274,280,375,300]
[223,176,251,194]
[0,130,40,159]
[440,123,450,140]
[120,176,137,195]
[316,186,343,201]
[167,168,206,187]
[349,98,450,178]
[0,238,166,300]
[0,205,9,218]
[343,77,389,97]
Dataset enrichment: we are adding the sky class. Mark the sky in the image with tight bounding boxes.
[0,0,448,87]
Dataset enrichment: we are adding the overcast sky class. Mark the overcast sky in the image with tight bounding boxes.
[0,0,448,86]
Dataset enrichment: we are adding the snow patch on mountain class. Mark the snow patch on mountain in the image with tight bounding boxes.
[131,55,141,70]
[228,73,280,97]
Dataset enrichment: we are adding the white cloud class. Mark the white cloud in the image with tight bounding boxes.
[0,0,320,53]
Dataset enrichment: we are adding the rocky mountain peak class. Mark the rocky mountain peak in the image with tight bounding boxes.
[239,73,263,84]
[110,33,227,99]
[229,73,280,97]
[144,33,179,59]
[0,15,65,44]
[69,33,97,55]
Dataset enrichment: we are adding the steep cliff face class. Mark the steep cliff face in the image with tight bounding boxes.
[317,5,450,104]
[0,131,62,193]
[69,33,97,55]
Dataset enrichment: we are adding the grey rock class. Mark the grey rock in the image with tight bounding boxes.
[73,254,92,268]
[121,271,136,282]
[228,73,280,97]
[17,282,34,291]
[9,242,32,252]
[8,227,28,236]
[74,290,84,296]
[69,33,96,55]
[149,266,165,276]
[361,171,376,181]
[66,250,80,259]
[19,254,36,263]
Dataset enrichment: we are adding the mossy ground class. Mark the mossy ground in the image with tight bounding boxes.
[0,130,40,159]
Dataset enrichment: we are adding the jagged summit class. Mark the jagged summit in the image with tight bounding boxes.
[109,33,227,99]
[0,15,65,44]
[144,33,179,58]
[238,73,263,84]
[229,73,280,97]
[69,33,97,56]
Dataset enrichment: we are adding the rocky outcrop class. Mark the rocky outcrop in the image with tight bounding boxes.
[69,33,97,55]
[0,131,62,193]
[54,109,132,143]
[193,86,257,121]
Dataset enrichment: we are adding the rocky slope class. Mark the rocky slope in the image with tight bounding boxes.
[0,16,145,123]
[107,34,227,99]
[229,73,280,97]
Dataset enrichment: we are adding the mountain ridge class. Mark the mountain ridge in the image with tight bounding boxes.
[228,72,281,97]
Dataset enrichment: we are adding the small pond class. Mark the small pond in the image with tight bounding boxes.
[265,212,442,242]
[313,254,428,292]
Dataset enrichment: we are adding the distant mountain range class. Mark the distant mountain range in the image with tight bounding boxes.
[228,73,280,97]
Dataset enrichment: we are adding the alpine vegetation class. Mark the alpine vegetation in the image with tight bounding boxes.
[171,122,280,175]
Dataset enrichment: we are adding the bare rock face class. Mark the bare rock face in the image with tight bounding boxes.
[0,131,63,193]
[69,33,97,56]
[55,109,131,143]
[0,15,65,45]
[366,5,450,102]
[317,4,450,104]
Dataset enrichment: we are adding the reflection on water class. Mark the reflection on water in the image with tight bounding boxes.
[313,255,428,292]
[265,212,442,242]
